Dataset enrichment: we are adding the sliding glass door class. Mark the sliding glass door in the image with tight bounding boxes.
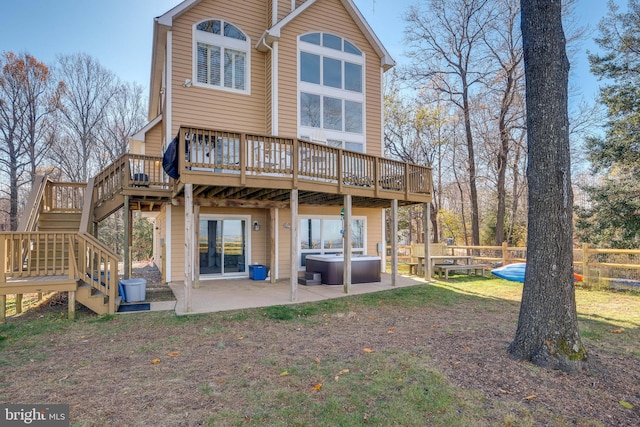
[199,216,248,277]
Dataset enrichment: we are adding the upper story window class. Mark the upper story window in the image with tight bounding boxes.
[298,33,365,152]
[193,19,250,93]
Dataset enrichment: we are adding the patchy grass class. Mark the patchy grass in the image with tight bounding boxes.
[0,278,639,426]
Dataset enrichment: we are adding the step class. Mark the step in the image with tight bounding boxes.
[304,272,321,281]
[298,277,322,286]
[76,282,120,315]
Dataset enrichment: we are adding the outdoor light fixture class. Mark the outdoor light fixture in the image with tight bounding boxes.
[253,220,260,231]
[182,79,192,87]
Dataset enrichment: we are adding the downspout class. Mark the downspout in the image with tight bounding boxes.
[260,37,279,135]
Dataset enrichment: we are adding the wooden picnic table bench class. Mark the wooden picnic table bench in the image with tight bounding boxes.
[433,263,490,280]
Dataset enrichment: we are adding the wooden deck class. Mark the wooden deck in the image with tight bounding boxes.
[165,127,432,208]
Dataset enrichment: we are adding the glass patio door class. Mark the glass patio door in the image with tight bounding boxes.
[199,218,247,277]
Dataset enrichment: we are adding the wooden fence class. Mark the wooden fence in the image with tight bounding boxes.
[389,243,640,291]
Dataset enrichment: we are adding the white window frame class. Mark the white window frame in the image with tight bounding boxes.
[192,19,251,95]
[298,33,366,151]
[198,214,252,279]
[299,215,367,269]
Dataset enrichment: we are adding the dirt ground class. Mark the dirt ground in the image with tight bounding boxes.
[1,266,639,426]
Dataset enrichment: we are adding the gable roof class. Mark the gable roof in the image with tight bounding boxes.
[148,0,395,117]
[257,0,395,71]
[156,0,395,69]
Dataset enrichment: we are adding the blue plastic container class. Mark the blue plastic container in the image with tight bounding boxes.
[249,265,267,280]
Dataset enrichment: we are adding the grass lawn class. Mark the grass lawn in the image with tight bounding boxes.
[0,277,638,426]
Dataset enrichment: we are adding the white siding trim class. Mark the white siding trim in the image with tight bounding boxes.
[381,208,386,272]
[275,208,279,279]
[166,204,172,281]
[273,0,279,26]
[166,31,173,144]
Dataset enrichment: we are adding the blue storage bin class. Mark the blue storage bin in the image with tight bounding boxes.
[249,265,267,280]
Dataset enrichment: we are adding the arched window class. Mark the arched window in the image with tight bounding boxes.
[193,19,250,93]
[298,32,364,152]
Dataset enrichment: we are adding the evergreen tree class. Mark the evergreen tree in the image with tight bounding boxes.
[577,0,640,248]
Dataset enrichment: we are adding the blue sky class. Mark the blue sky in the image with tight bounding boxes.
[0,0,620,100]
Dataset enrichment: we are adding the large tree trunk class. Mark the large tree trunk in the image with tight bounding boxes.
[508,0,586,372]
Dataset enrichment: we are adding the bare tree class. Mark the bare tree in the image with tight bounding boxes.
[0,52,58,230]
[95,81,147,164]
[51,53,117,181]
[404,0,495,246]
[508,0,586,371]
[482,0,526,245]
[384,71,454,242]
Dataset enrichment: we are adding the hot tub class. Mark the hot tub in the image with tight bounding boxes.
[305,255,381,285]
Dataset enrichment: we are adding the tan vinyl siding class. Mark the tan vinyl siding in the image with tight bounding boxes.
[266,52,273,134]
[278,0,292,22]
[171,206,185,282]
[277,206,383,279]
[155,210,166,275]
[145,120,164,157]
[170,0,268,136]
[276,0,383,156]
[168,206,269,282]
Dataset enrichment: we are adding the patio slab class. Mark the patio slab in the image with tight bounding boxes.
[169,273,429,315]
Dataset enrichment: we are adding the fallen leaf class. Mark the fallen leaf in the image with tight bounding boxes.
[611,328,623,334]
[314,357,320,364]
[334,376,340,381]
[312,383,323,391]
[463,345,471,351]
[338,369,350,375]
[498,388,509,394]
[432,324,439,328]
[151,358,161,365]
[524,394,537,400]
[216,378,227,383]
[167,351,180,357]
[387,327,396,334]
[279,371,289,377]
[619,400,634,409]
[363,348,374,353]
[237,335,245,340]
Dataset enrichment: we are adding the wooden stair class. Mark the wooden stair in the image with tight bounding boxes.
[38,212,82,231]
[76,281,121,315]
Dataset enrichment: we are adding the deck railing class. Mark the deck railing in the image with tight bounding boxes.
[93,153,169,206]
[0,231,118,313]
[178,126,432,196]
[44,182,85,213]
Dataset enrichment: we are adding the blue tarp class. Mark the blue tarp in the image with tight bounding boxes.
[162,136,180,179]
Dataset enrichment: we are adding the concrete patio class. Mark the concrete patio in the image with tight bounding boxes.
[167,273,429,315]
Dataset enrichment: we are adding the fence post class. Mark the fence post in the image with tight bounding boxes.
[582,243,589,286]
[502,241,508,265]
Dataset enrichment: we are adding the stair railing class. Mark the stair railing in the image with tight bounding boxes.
[17,175,48,232]
[79,178,96,234]
[75,232,119,314]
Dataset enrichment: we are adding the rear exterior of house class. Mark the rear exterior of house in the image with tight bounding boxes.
[132,0,430,285]
[0,0,432,318]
